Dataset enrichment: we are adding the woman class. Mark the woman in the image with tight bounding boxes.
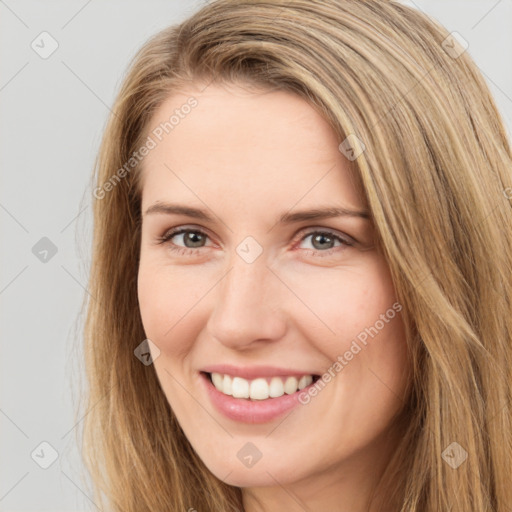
[81,0,512,510]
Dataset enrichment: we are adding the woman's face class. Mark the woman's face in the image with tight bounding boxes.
[137,82,410,497]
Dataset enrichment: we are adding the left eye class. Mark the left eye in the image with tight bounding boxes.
[298,231,352,252]
[156,227,353,256]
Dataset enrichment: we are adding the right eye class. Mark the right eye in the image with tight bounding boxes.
[156,227,213,255]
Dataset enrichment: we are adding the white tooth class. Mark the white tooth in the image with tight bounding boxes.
[215,373,314,399]
[284,376,299,394]
[298,375,313,390]
[250,378,269,400]
[232,376,250,398]
[269,377,285,398]
[223,374,233,395]
[211,372,223,391]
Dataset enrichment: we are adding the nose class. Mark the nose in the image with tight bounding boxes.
[206,252,287,350]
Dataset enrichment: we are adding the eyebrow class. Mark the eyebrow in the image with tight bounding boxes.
[144,202,371,223]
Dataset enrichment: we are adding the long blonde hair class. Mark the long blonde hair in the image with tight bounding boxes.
[80,0,512,510]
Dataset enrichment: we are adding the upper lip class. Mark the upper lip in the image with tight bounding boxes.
[201,364,319,380]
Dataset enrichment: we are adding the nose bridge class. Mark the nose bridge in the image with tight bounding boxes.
[206,249,286,348]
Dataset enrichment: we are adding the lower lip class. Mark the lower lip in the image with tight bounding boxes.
[200,372,316,424]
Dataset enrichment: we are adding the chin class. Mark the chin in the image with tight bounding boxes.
[203,452,305,488]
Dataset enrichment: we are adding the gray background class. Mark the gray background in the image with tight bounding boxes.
[1,1,511,510]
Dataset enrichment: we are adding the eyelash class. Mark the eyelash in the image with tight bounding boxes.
[155,226,354,258]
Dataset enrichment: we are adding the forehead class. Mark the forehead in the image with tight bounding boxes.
[139,83,366,212]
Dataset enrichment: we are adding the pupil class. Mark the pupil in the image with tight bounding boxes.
[186,232,204,247]
[313,234,333,250]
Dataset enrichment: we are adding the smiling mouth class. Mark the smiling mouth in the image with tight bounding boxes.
[202,371,321,401]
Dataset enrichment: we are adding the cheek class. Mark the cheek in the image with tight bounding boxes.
[286,259,400,354]
[137,264,168,340]
[292,259,409,401]
[137,261,200,349]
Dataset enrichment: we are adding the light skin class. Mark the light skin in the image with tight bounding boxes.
[137,81,411,511]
